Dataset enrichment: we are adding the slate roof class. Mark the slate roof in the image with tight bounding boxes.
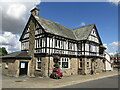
[34,15,96,41]
[73,24,95,40]
[20,13,102,43]
[34,16,76,40]
[0,51,31,59]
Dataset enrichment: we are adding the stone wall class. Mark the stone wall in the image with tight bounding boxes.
[28,17,36,77]
[33,57,105,77]
[2,59,31,77]
[2,59,19,77]
[35,57,79,77]
[62,58,78,76]
[34,57,54,77]
[81,58,105,75]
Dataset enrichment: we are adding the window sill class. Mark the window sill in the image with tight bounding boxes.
[36,69,41,71]
[61,68,70,70]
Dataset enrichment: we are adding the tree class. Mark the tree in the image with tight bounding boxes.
[0,47,8,56]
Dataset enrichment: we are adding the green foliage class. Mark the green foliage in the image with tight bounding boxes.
[0,47,8,56]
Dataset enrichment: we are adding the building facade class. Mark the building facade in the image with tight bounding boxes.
[104,52,113,71]
[2,7,106,77]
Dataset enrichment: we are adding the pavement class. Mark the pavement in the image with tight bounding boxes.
[2,69,118,88]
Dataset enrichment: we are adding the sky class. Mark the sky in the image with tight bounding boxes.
[0,0,119,55]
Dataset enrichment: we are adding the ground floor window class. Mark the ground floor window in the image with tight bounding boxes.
[36,57,42,70]
[5,63,8,69]
[95,60,98,68]
[79,59,82,69]
[87,59,90,68]
[59,57,70,69]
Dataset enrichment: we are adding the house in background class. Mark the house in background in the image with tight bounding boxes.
[2,7,106,77]
[104,52,113,71]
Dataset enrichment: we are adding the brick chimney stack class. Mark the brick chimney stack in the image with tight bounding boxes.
[30,7,39,16]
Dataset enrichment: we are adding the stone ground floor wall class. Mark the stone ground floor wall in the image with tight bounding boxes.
[34,57,79,77]
[2,59,19,77]
[33,56,105,77]
[80,58,105,75]
[62,58,79,76]
[2,59,31,77]
[2,57,105,77]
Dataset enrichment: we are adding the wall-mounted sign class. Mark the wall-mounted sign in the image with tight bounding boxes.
[21,62,25,68]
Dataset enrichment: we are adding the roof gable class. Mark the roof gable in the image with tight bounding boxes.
[87,27,100,44]
[91,25,103,44]
[19,15,33,41]
[73,24,95,40]
[20,14,103,43]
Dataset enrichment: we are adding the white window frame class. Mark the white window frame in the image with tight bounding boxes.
[5,63,8,69]
[59,57,70,69]
[36,57,42,70]
[79,59,82,69]
[87,60,90,68]
[95,60,99,68]
[78,43,81,51]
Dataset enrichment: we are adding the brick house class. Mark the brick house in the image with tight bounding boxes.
[2,7,106,77]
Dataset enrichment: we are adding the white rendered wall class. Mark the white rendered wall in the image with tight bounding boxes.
[105,52,113,71]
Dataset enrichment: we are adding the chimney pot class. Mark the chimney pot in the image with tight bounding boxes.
[30,7,39,16]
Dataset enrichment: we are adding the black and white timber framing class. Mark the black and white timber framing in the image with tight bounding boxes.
[20,15,105,59]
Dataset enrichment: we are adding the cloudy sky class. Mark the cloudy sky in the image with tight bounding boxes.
[0,0,119,55]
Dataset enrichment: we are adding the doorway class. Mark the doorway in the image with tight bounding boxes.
[19,62,28,76]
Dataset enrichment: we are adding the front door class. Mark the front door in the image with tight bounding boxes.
[19,62,28,76]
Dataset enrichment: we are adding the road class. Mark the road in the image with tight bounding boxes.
[62,75,119,88]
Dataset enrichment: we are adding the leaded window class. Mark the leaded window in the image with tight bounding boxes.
[58,57,70,69]
[36,57,42,70]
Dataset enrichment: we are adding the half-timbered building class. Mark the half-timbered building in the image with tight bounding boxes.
[2,7,106,77]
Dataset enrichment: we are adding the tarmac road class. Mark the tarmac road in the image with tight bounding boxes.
[62,75,119,88]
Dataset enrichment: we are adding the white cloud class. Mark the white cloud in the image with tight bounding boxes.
[107,0,119,5]
[0,0,41,53]
[108,52,115,55]
[80,22,86,26]
[0,32,21,53]
[0,0,41,34]
[109,42,120,46]
[7,4,26,19]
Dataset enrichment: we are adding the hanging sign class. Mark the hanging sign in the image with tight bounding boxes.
[21,62,25,68]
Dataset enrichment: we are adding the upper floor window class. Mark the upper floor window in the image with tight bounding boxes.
[36,38,42,48]
[68,42,72,50]
[55,39,60,48]
[77,43,81,51]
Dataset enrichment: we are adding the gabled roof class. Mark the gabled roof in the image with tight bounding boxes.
[73,24,95,40]
[34,15,76,40]
[20,14,103,44]
[0,51,31,59]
